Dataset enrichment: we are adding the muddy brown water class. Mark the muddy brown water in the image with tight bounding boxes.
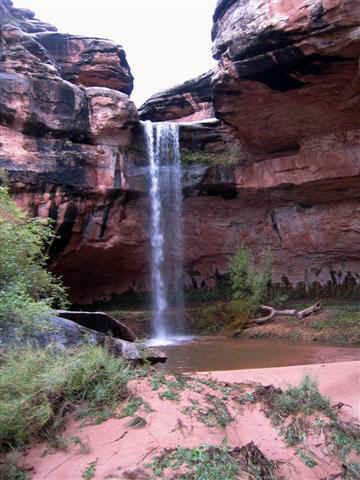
[160,336,360,372]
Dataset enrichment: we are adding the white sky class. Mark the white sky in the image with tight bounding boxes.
[12,0,218,106]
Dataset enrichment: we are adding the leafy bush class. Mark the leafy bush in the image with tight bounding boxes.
[228,247,273,315]
[0,344,137,450]
[0,177,68,333]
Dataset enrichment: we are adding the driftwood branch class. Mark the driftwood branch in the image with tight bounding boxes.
[253,301,322,325]
[233,301,321,336]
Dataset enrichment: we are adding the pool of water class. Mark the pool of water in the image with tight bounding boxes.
[159,336,360,372]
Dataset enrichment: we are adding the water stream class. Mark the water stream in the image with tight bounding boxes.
[143,121,185,343]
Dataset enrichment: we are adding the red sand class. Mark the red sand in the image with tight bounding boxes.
[25,361,360,479]
[211,361,360,421]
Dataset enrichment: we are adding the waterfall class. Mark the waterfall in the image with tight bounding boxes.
[143,120,185,341]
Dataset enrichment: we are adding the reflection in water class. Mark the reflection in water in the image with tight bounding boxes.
[160,337,360,372]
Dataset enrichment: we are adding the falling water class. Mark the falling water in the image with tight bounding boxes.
[143,121,185,342]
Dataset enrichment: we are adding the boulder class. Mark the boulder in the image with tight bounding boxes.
[0,314,166,364]
[56,310,136,342]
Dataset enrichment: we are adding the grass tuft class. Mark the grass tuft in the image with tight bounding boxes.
[0,344,138,450]
[267,376,333,425]
[146,442,278,479]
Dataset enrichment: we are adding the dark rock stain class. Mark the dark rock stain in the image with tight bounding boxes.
[237,48,346,92]
[310,1,325,27]
[49,202,78,258]
[269,210,282,244]
[100,190,126,239]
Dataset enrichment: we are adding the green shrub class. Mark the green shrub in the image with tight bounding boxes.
[180,143,240,167]
[0,176,68,334]
[228,247,273,315]
[0,344,136,450]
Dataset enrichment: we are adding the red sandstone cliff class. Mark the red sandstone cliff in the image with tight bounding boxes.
[207,0,360,292]
[2,0,360,303]
[0,0,143,303]
[138,71,215,123]
[142,0,360,296]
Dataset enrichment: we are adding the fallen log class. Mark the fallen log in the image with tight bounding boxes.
[232,301,321,336]
[253,301,322,325]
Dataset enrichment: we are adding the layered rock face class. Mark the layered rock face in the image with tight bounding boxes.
[35,32,133,94]
[0,0,234,303]
[141,0,360,293]
[3,0,360,303]
[206,0,360,290]
[139,72,240,178]
[139,71,214,122]
[212,0,360,162]
[0,0,146,303]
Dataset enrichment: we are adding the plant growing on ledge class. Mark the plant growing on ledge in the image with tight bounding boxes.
[0,174,68,335]
[180,145,239,166]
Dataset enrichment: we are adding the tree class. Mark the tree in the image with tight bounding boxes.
[0,178,68,333]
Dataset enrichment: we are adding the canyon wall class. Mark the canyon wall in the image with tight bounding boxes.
[0,0,144,303]
[207,0,360,292]
[142,0,360,296]
[2,0,360,303]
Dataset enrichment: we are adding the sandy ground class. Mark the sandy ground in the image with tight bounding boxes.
[24,361,360,480]
[211,361,360,421]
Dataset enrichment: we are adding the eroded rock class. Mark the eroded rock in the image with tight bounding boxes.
[139,70,214,122]
[35,32,134,94]
[87,87,138,145]
[3,0,360,304]
[0,0,57,33]
[211,0,360,160]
